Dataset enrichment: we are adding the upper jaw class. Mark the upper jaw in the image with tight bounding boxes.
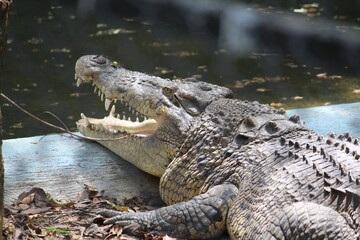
[74,55,187,138]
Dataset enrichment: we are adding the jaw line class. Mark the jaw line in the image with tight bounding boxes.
[76,112,166,138]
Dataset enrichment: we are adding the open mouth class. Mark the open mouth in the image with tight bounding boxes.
[75,75,159,137]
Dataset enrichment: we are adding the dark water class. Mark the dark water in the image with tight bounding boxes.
[2,0,360,139]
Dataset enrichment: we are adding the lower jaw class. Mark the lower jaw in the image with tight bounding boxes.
[76,113,159,138]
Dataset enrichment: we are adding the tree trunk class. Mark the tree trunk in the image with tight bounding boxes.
[0,1,11,239]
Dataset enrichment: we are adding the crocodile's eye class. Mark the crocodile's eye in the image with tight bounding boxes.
[200,84,212,91]
[111,61,120,68]
[162,87,175,96]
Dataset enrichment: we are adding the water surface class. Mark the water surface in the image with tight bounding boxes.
[2,0,360,139]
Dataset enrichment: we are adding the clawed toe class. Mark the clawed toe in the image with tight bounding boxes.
[98,209,121,218]
[98,209,144,227]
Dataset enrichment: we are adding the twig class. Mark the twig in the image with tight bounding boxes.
[0,93,129,142]
[41,111,71,132]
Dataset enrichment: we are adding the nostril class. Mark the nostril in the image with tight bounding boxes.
[91,55,106,64]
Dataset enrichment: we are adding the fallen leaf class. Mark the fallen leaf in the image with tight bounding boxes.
[18,193,35,205]
[50,48,71,53]
[316,73,342,80]
[291,96,303,100]
[91,28,135,37]
[256,88,268,92]
[17,187,51,208]
[163,51,198,57]
[270,102,283,107]
[21,207,52,215]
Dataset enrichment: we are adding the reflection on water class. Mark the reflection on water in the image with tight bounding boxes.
[2,0,360,139]
[238,0,360,24]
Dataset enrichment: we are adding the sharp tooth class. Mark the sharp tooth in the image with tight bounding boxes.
[105,98,112,111]
[110,105,116,116]
[101,93,105,102]
[128,117,132,121]
[114,99,117,104]
[81,115,90,127]
[94,86,98,93]
[117,114,120,119]
[76,78,82,87]
[122,115,126,120]
[113,130,118,134]
[98,89,101,97]
[92,82,95,87]
[144,116,148,120]
[136,117,139,122]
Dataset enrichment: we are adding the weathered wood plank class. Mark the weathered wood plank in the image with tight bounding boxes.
[288,102,360,138]
[3,134,159,205]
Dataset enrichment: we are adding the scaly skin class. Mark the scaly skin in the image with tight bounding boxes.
[75,55,360,239]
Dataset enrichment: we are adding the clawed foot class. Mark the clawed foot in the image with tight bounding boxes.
[98,209,147,235]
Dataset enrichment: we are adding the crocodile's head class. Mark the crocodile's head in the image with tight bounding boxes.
[75,55,233,177]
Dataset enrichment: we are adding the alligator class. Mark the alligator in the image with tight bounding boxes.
[75,55,360,239]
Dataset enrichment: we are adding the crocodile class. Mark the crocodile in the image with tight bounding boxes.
[75,55,360,239]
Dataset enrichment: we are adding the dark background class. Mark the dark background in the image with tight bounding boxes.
[2,0,360,139]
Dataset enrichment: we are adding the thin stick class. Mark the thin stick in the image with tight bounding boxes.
[0,93,128,142]
[41,111,71,132]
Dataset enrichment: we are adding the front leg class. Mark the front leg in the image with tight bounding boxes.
[100,184,238,239]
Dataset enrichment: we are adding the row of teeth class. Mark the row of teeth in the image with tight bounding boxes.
[92,84,149,122]
[75,75,149,122]
[79,105,157,135]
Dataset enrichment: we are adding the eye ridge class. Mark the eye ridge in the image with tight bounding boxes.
[200,85,212,91]
[162,86,175,96]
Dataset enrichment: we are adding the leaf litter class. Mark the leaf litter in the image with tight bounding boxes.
[3,186,178,240]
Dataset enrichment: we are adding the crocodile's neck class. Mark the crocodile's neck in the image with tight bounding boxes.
[160,98,308,204]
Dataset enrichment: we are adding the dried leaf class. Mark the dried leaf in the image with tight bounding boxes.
[163,235,178,240]
[91,28,135,37]
[291,96,303,100]
[163,51,198,57]
[120,234,139,240]
[18,193,35,205]
[316,73,342,80]
[21,207,51,215]
[50,48,71,53]
[270,102,283,107]
[256,88,268,92]
[17,187,50,208]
